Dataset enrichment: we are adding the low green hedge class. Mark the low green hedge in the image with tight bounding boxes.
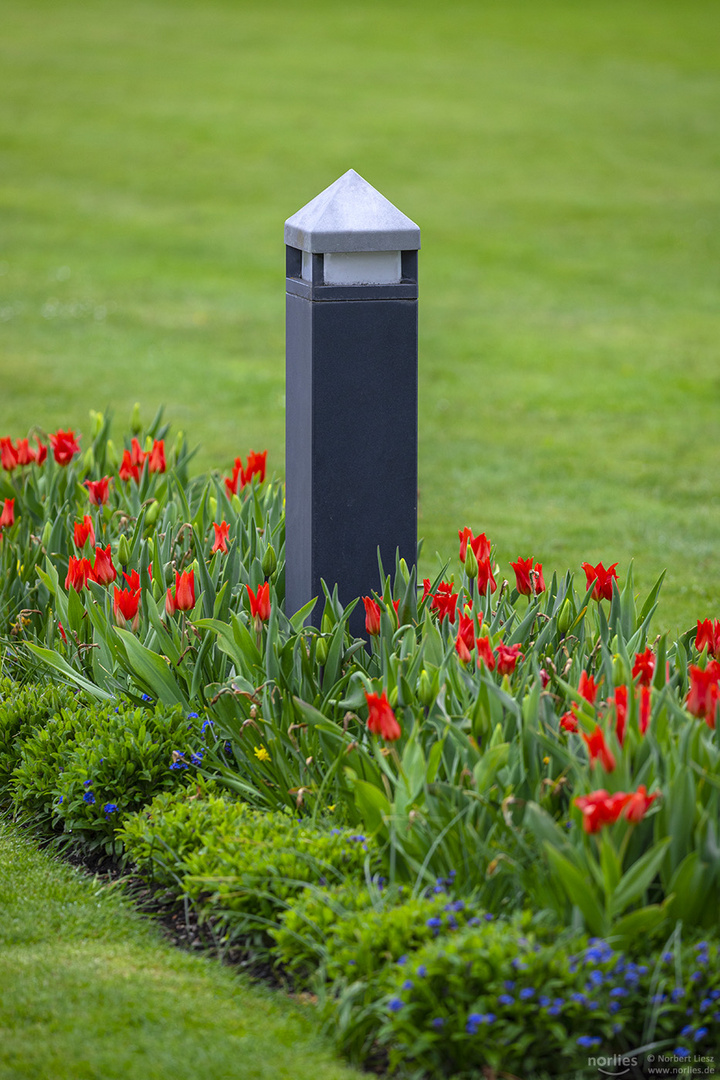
[0,677,80,791]
[6,694,209,853]
[272,879,485,982]
[120,789,378,943]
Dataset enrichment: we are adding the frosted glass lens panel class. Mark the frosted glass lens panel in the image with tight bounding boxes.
[323,250,401,285]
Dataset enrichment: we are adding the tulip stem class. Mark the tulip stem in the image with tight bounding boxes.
[617,826,633,868]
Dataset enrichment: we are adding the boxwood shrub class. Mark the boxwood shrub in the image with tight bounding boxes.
[0,677,81,794]
[120,790,378,944]
[10,696,207,852]
[273,879,487,983]
[118,786,255,887]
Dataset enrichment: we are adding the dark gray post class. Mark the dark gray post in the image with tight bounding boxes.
[285,169,420,634]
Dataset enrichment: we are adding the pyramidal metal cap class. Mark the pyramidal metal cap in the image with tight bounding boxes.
[284,169,421,254]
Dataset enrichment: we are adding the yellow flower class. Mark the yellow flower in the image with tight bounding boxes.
[254,745,271,763]
[543,756,550,765]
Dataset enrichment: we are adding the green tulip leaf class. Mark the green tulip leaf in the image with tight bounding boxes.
[610,837,671,917]
[665,852,713,924]
[473,742,509,795]
[667,765,696,875]
[353,778,392,838]
[292,696,348,741]
[289,596,317,631]
[114,627,189,709]
[638,569,667,626]
[523,802,575,860]
[400,729,424,782]
[608,903,669,945]
[25,644,115,701]
[600,834,622,901]
[426,738,445,784]
[543,842,606,936]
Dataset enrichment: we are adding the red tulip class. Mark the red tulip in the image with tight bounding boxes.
[245,450,267,484]
[623,783,659,824]
[225,456,244,497]
[560,709,579,733]
[224,451,267,498]
[696,619,720,659]
[123,569,141,591]
[420,578,433,603]
[175,570,195,611]
[247,582,270,623]
[476,636,496,671]
[455,629,473,663]
[582,561,618,602]
[91,544,117,586]
[632,648,655,686]
[510,557,546,597]
[477,557,497,595]
[363,596,382,636]
[13,438,36,466]
[65,555,94,591]
[113,575,141,630]
[167,570,195,614]
[119,449,140,483]
[575,784,658,833]
[148,439,166,473]
[211,521,230,554]
[575,789,630,834]
[49,429,80,465]
[430,582,458,625]
[365,690,401,741]
[74,515,95,550]
[578,670,599,705]
[686,663,720,729]
[495,642,524,676]
[0,498,15,529]
[35,440,47,465]
[458,527,491,564]
[119,438,147,483]
[0,438,18,471]
[130,437,146,468]
[457,612,476,652]
[510,556,533,595]
[582,724,616,772]
[458,527,473,563]
[611,685,628,747]
[85,477,111,505]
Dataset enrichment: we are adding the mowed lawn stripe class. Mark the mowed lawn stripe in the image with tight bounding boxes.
[0,818,365,1080]
[1,0,719,631]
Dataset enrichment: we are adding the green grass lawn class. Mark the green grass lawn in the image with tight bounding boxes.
[0,817,366,1080]
[1,0,720,632]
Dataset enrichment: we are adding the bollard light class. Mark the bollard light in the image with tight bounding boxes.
[284,169,420,634]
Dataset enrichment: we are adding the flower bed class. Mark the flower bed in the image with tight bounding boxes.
[1,407,719,1075]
